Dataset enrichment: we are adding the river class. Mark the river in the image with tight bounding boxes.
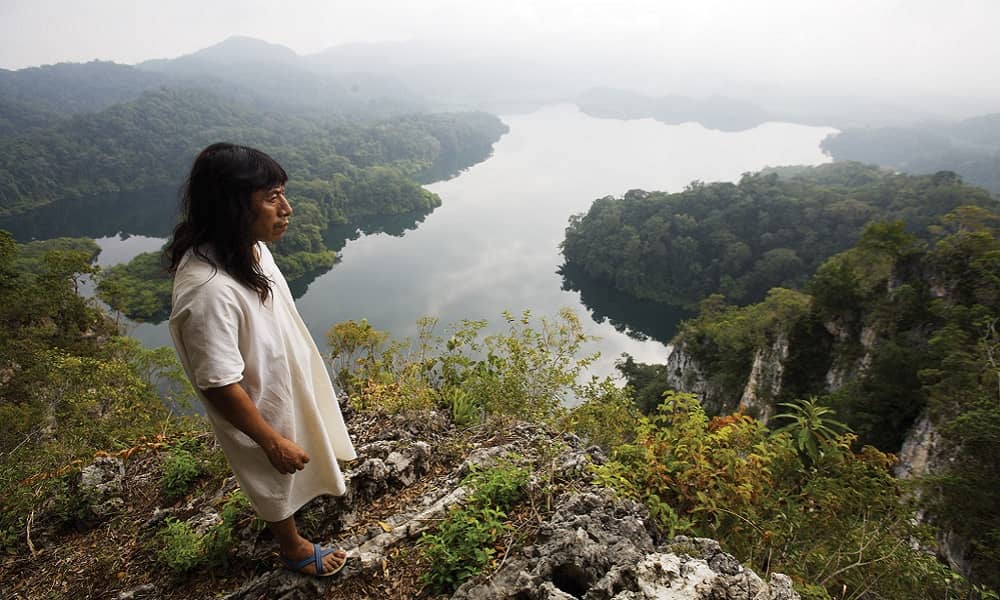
[6,103,837,381]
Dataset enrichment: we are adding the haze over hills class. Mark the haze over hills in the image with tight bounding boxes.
[3,35,996,131]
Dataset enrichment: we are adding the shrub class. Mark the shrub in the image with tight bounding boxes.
[326,310,598,422]
[161,448,202,501]
[564,377,640,451]
[419,505,508,594]
[594,391,971,599]
[156,518,205,573]
[462,460,529,510]
[419,460,529,594]
[154,490,251,574]
[446,386,480,427]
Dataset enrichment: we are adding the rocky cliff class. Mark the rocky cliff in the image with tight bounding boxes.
[663,331,797,425]
[5,406,800,600]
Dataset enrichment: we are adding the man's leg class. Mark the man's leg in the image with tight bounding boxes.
[268,516,346,574]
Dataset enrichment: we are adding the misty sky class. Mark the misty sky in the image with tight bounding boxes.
[2,0,999,101]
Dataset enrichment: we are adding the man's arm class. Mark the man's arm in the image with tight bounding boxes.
[201,383,309,475]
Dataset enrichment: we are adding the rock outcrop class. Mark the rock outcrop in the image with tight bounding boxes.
[214,414,799,600]
[452,493,798,600]
[14,407,802,600]
[893,413,943,480]
[893,413,976,578]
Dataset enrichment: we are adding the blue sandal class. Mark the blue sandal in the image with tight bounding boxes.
[282,543,347,577]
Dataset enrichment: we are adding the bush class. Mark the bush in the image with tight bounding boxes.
[419,459,529,594]
[564,377,640,451]
[161,448,202,501]
[419,505,508,594]
[462,460,529,510]
[156,518,205,574]
[326,310,599,423]
[593,391,975,599]
[154,490,251,574]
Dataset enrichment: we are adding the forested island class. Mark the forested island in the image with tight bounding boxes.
[562,162,997,308]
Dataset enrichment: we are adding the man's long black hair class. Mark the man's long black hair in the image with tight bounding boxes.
[165,142,288,301]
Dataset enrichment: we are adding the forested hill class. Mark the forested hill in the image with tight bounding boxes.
[0,60,167,117]
[0,85,507,321]
[561,162,997,308]
[0,38,424,127]
[619,208,1000,589]
[0,86,507,218]
[821,114,1000,194]
[137,36,424,117]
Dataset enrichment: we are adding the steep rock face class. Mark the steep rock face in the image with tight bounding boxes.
[893,413,975,578]
[823,319,878,391]
[664,334,792,423]
[662,345,723,412]
[737,333,790,423]
[893,413,942,480]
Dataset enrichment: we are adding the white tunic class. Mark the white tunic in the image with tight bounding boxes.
[169,242,356,522]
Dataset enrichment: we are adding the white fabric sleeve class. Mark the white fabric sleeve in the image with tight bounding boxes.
[174,286,245,390]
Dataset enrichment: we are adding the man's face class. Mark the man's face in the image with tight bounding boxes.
[250,185,292,243]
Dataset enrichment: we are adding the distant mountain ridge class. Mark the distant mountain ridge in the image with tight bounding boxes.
[0,36,425,129]
[0,60,167,116]
[139,35,300,68]
[577,87,773,132]
[822,113,1000,193]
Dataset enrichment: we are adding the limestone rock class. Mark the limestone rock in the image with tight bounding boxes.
[738,332,790,423]
[894,413,942,479]
[451,491,656,599]
[79,456,125,518]
[215,412,803,600]
[452,496,800,600]
[662,345,716,408]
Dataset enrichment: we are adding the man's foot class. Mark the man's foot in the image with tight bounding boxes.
[281,542,347,577]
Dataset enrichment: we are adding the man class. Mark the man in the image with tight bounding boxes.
[167,143,355,576]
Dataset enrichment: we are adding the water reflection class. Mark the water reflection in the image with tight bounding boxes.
[416,145,498,184]
[559,262,693,344]
[0,186,179,242]
[321,209,434,254]
[283,208,435,298]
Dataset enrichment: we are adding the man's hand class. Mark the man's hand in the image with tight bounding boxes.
[200,384,309,475]
[262,436,311,474]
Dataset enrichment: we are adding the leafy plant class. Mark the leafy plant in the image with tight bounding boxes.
[462,460,529,510]
[773,397,851,464]
[154,490,251,573]
[161,448,202,501]
[419,460,529,594]
[446,386,480,427]
[325,310,599,423]
[156,518,205,574]
[594,391,971,599]
[419,505,507,594]
[564,377,640,451]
